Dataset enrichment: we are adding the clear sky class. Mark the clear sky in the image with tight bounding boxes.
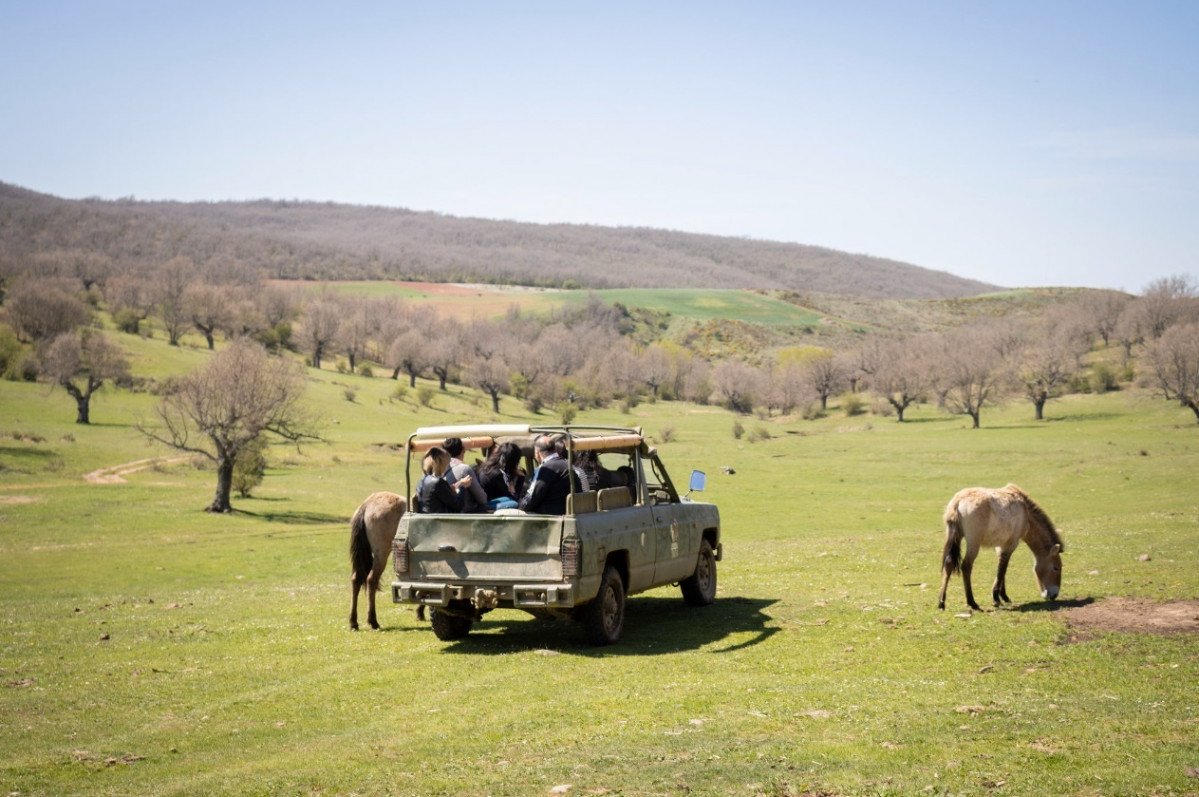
[2,1,1197,293]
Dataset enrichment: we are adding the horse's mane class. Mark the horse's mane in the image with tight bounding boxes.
[1004,484,1064,552]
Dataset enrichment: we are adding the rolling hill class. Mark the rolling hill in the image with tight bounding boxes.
[0,181,997,299]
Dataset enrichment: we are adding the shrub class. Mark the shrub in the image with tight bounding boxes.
[747,426,771,443]
[1091,362,1119,394]
[359,365,373,378]
[233,437,268,498]
[659,426,676,443]
[390,383,409,402]
[417,386,436,407]
[343,388,357,403]
[841,391,866,416]
[556,401,577,425]
[112,307,142,334]
[732,420,745,440]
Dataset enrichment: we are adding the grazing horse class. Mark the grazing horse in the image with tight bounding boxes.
[937,484,1064,611]
[349,491,407,630]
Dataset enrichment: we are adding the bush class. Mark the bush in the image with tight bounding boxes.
[343,388,357,403]
[417,386,436,407]
[112,307,142,334]
[556,401,577,425]
[1091,362,1120,394]
[359,365,373,378]
[233,437,268,498]
[659,426,676,443]
[390,383,409,402]
[732,420,745,440]
[747,425,771,443]
[841,391,866,417]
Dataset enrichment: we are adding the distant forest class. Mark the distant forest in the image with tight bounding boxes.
[0,181,996,299]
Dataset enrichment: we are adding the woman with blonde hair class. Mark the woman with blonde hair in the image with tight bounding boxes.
[415,446,470,513]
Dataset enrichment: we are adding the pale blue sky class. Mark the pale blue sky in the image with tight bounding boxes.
[2,1,1197,292]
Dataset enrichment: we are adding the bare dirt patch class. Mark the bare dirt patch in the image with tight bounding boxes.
[1065,597,1199,640]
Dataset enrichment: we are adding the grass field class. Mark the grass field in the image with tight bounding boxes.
[1,333,1197,796]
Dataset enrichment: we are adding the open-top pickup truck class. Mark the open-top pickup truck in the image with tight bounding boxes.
[391,424,721,644]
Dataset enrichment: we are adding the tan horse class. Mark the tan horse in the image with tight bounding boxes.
[349,491,407,630]
[937,484,1064,611]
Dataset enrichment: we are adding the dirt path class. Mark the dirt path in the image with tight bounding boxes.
[82,457,190,485]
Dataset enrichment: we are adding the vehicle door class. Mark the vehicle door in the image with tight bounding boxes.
[644,451,699,584]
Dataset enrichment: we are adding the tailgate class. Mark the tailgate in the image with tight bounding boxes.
[406,514,567,582]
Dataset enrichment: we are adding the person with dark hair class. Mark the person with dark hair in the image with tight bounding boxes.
[478,441,527,510]
[443,436,488,513]
[415,446,469,514]
[519,434,575,515]
[554,436,591,491]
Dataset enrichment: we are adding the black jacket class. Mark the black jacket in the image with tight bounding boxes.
[416,474,463,514]
[518,455,575,515]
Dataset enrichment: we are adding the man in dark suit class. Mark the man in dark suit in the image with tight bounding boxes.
[519,434,575,514]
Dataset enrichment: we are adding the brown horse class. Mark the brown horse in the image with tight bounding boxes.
[937,484,1064,611]
[349,491,407,630]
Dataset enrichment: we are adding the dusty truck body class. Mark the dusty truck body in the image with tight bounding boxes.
[390,424,721,644]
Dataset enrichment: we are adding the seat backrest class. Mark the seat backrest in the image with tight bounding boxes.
[597,486,633,511]
[567,490,598,515]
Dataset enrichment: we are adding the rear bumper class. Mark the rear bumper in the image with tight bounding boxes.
[393,581,577,609]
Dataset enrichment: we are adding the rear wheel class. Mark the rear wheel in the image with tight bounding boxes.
[681,540,717,606]
[429,607,473,641]
[582,564,625,645]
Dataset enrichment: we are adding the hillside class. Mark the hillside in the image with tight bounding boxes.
[0,181,997,299]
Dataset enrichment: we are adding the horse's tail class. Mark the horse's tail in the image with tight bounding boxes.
[349,504,374,585]
[942,503,964,577]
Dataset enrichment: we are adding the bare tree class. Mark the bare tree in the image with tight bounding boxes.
[711,359,759,414]
[467,352,510,414]
[1020,309,1090,420]
[186,283,232,350]
[1074,290,1129,348]
[40,329,130,424]
[933,328,1009,429]
[4,278,90,343]
[871,336,933,421]
[156,256,195,346]
[139,339,320,512]
[1145,321,1199,423]
[800,349,846,411]
[1140,275,1198,340]
[105,274,156,335]
[638,343,672,399]
[300,295,341,369]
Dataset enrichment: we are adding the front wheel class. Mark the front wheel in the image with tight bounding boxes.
[680,540,717,606]
[581,564,625,645]
[429,607,473,641]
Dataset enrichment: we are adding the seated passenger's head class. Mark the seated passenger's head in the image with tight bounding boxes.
[443,437,465,459]
[422,446,450,476]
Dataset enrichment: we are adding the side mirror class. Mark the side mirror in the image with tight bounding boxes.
[689,470,706,493]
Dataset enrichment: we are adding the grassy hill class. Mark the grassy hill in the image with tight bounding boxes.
[1,180,999,299]
[1,326,1196,796]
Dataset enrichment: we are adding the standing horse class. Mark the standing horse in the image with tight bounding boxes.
[349,491,407,630]
[937,484,1064,611]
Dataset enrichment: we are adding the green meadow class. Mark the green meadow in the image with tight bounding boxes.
[1,331,1197,796]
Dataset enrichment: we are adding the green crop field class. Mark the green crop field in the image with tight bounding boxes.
[1,333,1197,796]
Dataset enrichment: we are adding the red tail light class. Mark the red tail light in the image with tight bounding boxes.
[560,537,580,578]
[392,539,409,576]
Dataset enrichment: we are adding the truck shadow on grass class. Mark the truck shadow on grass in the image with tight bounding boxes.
[437,595,780,657]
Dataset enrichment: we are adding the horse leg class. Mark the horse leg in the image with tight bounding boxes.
[961,555,982,611]
[993,550,1013,606]
[350,575,363,631]
[366,563,382,631]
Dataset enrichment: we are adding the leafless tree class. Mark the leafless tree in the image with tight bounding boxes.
[186,283,233,350]
[1140,275,1198,340]
[299,295,342,369]
[711,359,759,414]
[139,339,320,512]
[1020,307,1090,420]
[39,329,130,424]
[336,296,379,374]
[638,343,672,399]
[156,256,195,346]
[932,327,1010,428]
[1145,321,1199,423]
[1073,290,1129,348]
[386,327,430,386]
[800,349,847,411]
[871,336,933,421]
[3,277,90,343]
[105,274,156,335]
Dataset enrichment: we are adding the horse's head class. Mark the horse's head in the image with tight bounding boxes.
[1034,543,1063,600]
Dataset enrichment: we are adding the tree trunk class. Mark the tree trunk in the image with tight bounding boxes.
[489,389,501,413]
[969,410,981,429]
[207,458,235,513]
[1187,398,1199,424]
[1034,399,1046,420]
[74,394,90,424]
[409,371,417,388]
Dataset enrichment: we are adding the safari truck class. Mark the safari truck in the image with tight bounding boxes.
[391,424,721,645]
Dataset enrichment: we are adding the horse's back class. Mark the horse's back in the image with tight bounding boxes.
[946,486,1027,548]
[359,491,407,548]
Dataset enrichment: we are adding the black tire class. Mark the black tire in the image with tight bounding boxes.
[680,540,717,606]
[429,607,473,641]
[582,564,625,645]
